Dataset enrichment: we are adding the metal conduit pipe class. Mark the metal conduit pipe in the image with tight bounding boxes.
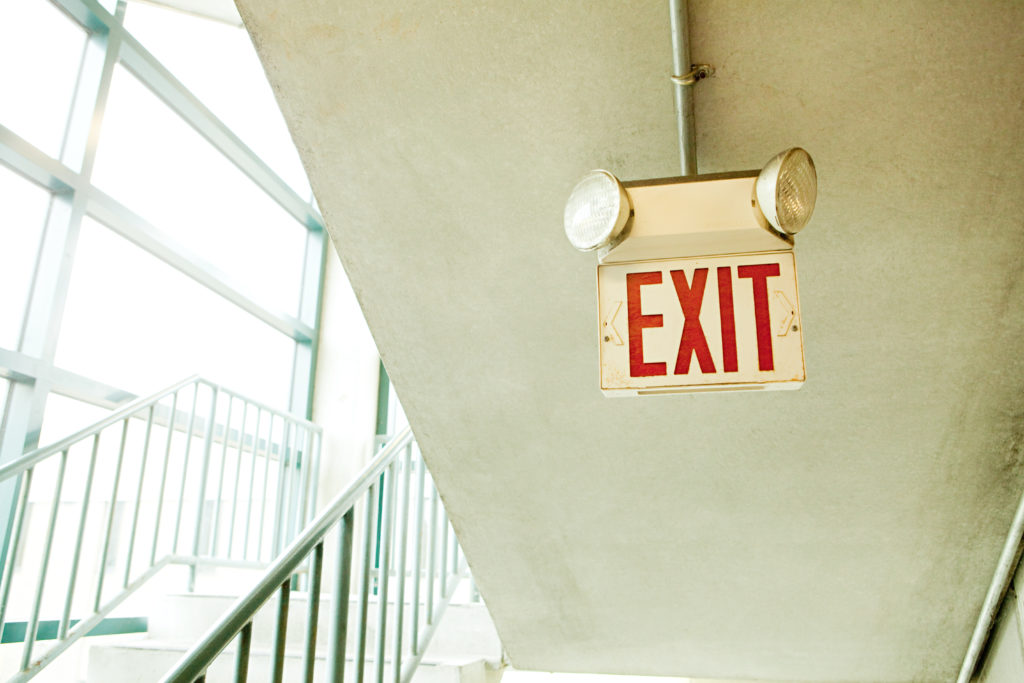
[957,489,1024,682]
[669,0,697,176]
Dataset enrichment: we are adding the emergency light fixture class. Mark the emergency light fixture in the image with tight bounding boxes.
[754,148,816,235]
[563,148,817,262]
[563,170,631,252]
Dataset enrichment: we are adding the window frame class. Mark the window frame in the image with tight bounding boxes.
[0,0,326,570]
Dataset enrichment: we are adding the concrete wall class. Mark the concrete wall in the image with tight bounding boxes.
[310,243,381,510]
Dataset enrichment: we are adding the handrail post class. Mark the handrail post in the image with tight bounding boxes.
[22,450,68,670]
[271,421,293,557]
[409,450,427,656]
[326,510,354,683]
[391,446,413,683]
[354,482,380,683]
[173,383,201,553]
[374,462,398,683]
[189,385,220,592]
[0,469,32,632]
[242,408,264,560]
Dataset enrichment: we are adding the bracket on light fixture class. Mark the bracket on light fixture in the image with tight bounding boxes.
[670,63,715,86]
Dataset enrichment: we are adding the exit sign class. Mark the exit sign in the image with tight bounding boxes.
[597,251,805,395]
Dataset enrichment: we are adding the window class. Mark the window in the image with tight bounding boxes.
[1,0,324,460]
[0,164,49,350]
[0,0,86,159]
[123,2,311,198]
[92,66,307,316]
[0,379,9,418]
[57,217,295,408]
[0,4,336,652]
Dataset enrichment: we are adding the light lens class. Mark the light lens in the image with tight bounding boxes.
[564,170,630,251]
[756,148,817,234]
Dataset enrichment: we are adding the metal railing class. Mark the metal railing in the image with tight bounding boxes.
[0,376,321,682]
[160,425,468,683]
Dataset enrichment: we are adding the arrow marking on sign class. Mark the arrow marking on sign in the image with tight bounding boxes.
[604,301,624,346]
[773,291,795,337]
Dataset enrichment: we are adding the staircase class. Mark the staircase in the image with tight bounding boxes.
[0,377,501,683]
[86,586,502,683]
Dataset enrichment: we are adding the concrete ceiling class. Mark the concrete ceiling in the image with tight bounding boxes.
[237,1,1024,680]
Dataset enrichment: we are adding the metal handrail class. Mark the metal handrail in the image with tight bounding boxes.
[0,376,322,682]
[0,375,201,482]
[160,425,469,683]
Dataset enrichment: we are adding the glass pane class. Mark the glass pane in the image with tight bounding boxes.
[91,65,306,316]
[0,164,50,350]
[388,382,409,435]
[38,391,112,446]
[123,2,311,198]
[0,1,87,158]
[55,217,296,410]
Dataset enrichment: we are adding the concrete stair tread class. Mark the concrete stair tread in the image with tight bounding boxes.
[94,637,496,666]
[86,639,499,683]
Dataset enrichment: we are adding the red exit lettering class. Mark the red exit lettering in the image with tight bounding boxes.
[626,263,780,377]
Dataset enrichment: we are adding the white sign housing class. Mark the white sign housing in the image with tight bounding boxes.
[597,251,805,395]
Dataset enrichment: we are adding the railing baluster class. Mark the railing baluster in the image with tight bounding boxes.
[124,404,156,588]
[152,390,180,565]
[409,451,427,656]
[288,426,308,547]
[302,541,324,683]
[22,449,69,669]
[96,419,130,610]
[271,421,292,557]
[227,401,250,557]
[234,621,252,683]
[61,435,100,639]
[354,483,380,683]
[374,462,398,683]
[310,430,322,521]
[425,487,438,625]
[189,385,220,591]
[449,521,458,584]
[242,408,263,559]
[210,394,234,556]
[438,508,449,600]
[0,468,33,632]
[173,382,201,552]
[391,446,413,680]
[286,425,302,547]
[298,428,314,536]
[282,428,299,548]
[257,415,277,561]
[280,425,296,553]
[270,580,290,683]
[327,510,354,683]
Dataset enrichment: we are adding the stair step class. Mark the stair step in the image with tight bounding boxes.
[148,593,501,661]
[86,639,491,683]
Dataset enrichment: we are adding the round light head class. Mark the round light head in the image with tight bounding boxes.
[564,170,631,252]
[755,148,817,235]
